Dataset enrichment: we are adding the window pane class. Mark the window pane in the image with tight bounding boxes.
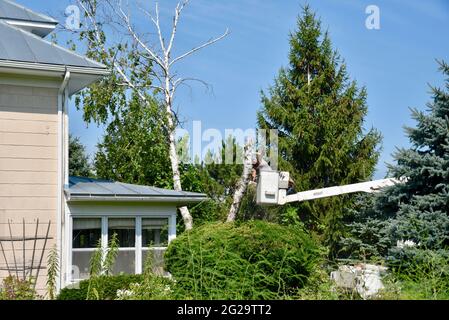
[142,248,165,275]
[142,218,169,247]
[112,250,135,274]
[72,251,94,280]
[72,218,101,248]
[108,218,135,247]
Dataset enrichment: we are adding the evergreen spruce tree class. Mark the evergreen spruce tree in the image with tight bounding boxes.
[69,135,93,177]
[341,61,449,262]
[382,61,449,250]
[257,6,381,256]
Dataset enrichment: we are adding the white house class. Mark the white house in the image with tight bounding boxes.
[0,0,206,294]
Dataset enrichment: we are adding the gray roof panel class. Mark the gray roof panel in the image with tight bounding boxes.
[0,0,58,24]
[0,21,106,69]
[67,176,208,202]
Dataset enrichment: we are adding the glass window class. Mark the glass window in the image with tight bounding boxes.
[108,218,135,247]
[113,251,136,275]
[72,218,102,280]
[142,218,169,247]
[72,218,101,248]
[70,216,172,281]
[142,248,165,275]
[72,251,94,280]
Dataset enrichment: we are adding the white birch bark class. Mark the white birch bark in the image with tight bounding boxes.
[78,0,229,230]
[227,140,254,222]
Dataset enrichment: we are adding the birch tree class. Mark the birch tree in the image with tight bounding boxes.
[226,139,254,222]
[75,0,229,230]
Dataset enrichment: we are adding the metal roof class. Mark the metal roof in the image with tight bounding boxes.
[0,0,57,24]
[0,20,106,69]
[66,176,208,203]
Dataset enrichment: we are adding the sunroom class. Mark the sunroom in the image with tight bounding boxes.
[64,176,207,284]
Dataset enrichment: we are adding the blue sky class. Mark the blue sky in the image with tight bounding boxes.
[20,0,449,178]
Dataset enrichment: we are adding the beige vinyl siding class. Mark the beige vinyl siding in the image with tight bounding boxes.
[0,83,59,295]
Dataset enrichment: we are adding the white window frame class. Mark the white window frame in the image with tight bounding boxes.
[68,214,175,284]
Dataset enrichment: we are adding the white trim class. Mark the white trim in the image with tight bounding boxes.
[135,217,142,274]
[168,213,176,243]
[63,203,72,286]
[3,19,57,37]
[0,61,109,75]
[56,70,70,291]
[66,213,174,284]
[3,19,57,29]
[101,217,108,250]
[66,196,207,203]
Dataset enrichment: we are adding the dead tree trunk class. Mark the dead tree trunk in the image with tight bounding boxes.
[227,140,254,222]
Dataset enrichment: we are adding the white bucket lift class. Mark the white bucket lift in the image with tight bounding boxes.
[256,171,404,205]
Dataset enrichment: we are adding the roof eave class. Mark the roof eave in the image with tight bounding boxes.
[66,194,208,204]
[0,60,110,95]
[2,19,57,37]
[0,60,109,76]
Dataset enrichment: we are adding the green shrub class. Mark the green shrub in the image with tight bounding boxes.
[57,274,144,300]
[115,274,176,300]
[164,220,322,299]
[0,276,38,300]
[375,248,449,300]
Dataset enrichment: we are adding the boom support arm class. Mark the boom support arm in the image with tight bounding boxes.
[279,178,401,205]
[256,171,404,205]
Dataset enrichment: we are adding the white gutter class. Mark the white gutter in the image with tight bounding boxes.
[66,195,208,204]
[0,60,109,76]
[57,69,70,291]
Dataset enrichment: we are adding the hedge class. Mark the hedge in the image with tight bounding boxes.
[165,220,322,299]
[57,274,144,300]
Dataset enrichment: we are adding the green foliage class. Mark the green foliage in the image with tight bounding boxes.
[94,96,173,188]
[339,194,392,261]
[295,267,339,300]
[116,254,176,300]
[103,233,119,276]
[382,61,449,250]
[340,61,449,265]
[164,220,322,299]
[0,276,38,300]
[46,246,59,300]
[57,274,145,300]
[257,5,381,256]
[87,233,119,299]
[380,248,449,300]
[69,135,92,177]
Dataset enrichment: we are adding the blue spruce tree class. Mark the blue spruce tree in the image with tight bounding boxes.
[341,61,449,263]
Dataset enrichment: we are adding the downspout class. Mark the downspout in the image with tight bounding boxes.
[57,68,70,291]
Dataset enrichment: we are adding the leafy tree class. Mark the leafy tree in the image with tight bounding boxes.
[69,134,92,177]
[95,96,172,188]
[341,61,449,261]
[73,0,227,229]
[93,98,223,230]
[257,5,381,256]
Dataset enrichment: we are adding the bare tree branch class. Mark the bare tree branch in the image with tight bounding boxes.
[166,0,189,56]
[76,0,149,104]
[170,28,230,67]
[115,1,166,69]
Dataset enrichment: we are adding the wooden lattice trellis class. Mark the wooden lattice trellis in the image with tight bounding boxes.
[0,218,52,290]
